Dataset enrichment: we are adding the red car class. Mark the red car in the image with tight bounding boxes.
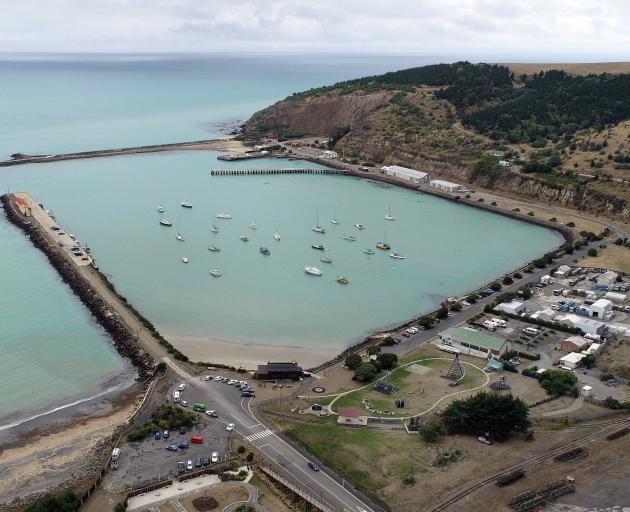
[191,435,203,444]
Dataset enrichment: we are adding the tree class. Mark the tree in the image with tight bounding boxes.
[367,345,381,356]
[377,352,398,370]
[442,392,530,441]
[466,293,479,303]
[354,362,378,382]
[418,316,434,329]
[419,419,446,443]
[24,491,78,512]
[502,276,514,285]
[436,307,449,320]
[490,281,502,291]
[449,302,462,312]
[345,353,362,370]
[581,354,596,369]
[538,370,578,397]
[587,248,598,257]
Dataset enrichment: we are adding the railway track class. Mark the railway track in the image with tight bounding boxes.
[425,417,630,512]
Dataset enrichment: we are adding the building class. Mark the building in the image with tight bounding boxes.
[494,301,526,316]
[254,362,303,381]
[554,265,572,278]
[322,150,338,159]
[381,165,429,183]
[559,352,584,370]
[498,160,511,167]
[604,291,627,303]
[581,385,593,397]
[589,298,613,319]
[531,308,556,321]
[560,335,590,353]
[429,179,464,192]
[597,271,619,286]
[555,314,606,336]
[438,327,505,357]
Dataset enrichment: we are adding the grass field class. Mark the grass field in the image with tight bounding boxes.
[579,244,630,273]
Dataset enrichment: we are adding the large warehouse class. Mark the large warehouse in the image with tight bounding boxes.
[381,165,430,183]
[438,327,506,357]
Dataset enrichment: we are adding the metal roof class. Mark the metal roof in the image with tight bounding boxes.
[449,328,505,351]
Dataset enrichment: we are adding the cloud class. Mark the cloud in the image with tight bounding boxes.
[0,0,628,58]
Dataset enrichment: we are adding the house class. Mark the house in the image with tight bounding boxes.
[554,314,605,335]
[581,385,593,397]
[559,352,584,370]
[560,335,590,353]
[429,179,464,192]
[583,343,602,355]
[554,265,572,278]
[322,150,338,159]
[498,160,511,167]
[540,274,553,285]
[494,301,526,316]
[438,327,505,357]
[381,165,429,183]
[597,271,618,286]
[254,362,303,381]
[589,298,613,319]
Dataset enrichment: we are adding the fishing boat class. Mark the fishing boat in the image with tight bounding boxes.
[376,242,391,250]
[341,234,356,241]
[385,203,395,221]
[176,233,185,241]
[157,206,165,213]
[354,223,364,230]
[207,246,221,252]
[304,266,322,276]
[390,252,405,259]
[336,276,349,285]
[362,248,375,255]
[216,213,232,219]
[312,209,325,234]
[320,257,333,264]
[211,225,219,233]
[240,235,249,242]
[160,219,172,226]
[260,247,270,255]
[311,244,326,251]
[209,269,222,277]
[331,209,339,225]
[181,201,193,208]
[181,257,189,264]
[250,223,257,230]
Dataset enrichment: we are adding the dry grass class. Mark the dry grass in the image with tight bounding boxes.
[504,62,630,76]
[579,244,630,273]
[595,339,630,379]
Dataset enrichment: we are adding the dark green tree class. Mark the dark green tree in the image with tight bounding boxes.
[345,353,362,370]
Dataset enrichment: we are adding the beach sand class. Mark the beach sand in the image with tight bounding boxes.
[167,333,340,370]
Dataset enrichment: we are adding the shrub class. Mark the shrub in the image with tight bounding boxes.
[527,211,535,216]
[381,336,396,346]
[246,452,254,462]
[354,362,378,382]
[489,281,502,291]
[367,345,381,356]
[449,302,462,312]
[566,221,576,227]
[587,248,598,257]
[419,419,446,443]
[345,353,362,370]
[377,352,398,370]
[466,293,479,303]
[24,491,79,512]
[538,370,578,397]
[237,445,246,454]
[436,307,449,319]
[502,276,514,285]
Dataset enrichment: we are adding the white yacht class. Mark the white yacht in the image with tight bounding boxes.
[157,206,165,213]
[273,231,281,241]
[160,219,172,226]
[341,234,356,241]
[331,209,339,225]
[390,252,405,259]
[209,269,222,277]
[305,266,322,276]
[320,257,333,264]
[216,213,232,219]
[211,225,219,233]
[354,223,364,230]
[250,222,257,230]
[312,209,325,234]
[181,201,193,208]
[385,203,395,221]
[240,235,249,242]
[176,233,185,241]
[181,257,189,264]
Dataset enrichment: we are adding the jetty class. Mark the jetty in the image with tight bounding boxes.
[216,151,268,161]
[209,167,344,176]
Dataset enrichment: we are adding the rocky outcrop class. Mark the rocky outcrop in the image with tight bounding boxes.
[1,194,156,380]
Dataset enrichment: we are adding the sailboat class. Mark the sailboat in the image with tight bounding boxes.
[176,233,185,241]
[385,203,395,221]
[157,206,165,213]
[390,252,405,259]
[250,222,257,230]
[160,218,172,226]
[273,227,280,241]
[330,209,339,225]
[209,269,222,277]
[211,224,219,233]
[376,230,391,250]
[181,257,189,263]
[181,201,193,208]
[336,276,349,285]
[312,209,325,234]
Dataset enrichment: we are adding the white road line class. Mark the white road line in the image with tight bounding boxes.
[244,429,273,442]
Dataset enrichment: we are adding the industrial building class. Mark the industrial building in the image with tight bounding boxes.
[322,150,338,159]
[597,271,619,286]
[381,165,429,183]
[438,327,505,357]
[554,265,572,278]
[254,362,303,381]
[429,179,464,192]
[560,335,590,353]
[559,352,584,370]
[555,314,606,336]
[589,298,613,319]
[494,301,526,316]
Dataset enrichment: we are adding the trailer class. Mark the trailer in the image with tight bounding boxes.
[110,448,120,470]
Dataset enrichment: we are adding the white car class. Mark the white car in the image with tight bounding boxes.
[177,383,186,391]
[214,376,223,381]
[226,423,235,432]
[203,375,211,381]
[186,460,193,470]
[228,379,238,385]
[211,451,218,463]
[181,400,189,407]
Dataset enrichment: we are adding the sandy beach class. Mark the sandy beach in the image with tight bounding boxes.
[166,333,340,370]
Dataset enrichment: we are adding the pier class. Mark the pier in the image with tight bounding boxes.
[209,167,345,176]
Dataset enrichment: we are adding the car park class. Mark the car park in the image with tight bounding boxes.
[308,461,320,471]
[187,460,193,470]
[226,423,235,432]
[211,452,218,463]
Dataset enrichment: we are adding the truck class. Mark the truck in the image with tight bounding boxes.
[193,402,206,412]
[110,448,120,470]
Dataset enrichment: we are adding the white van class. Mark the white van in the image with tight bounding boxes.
[490,318,507,328]
[173,391,181,403]
[177,383,186,392]
[522,327,539,336]
[483,320,496,331]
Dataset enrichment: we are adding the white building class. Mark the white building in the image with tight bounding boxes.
[494,301,526,316]
[597,271,618,286]
[322,150,338,159]
[540,275,554,285]
[381,165,429,183]
[429,179,464,192]
[554,265,572,278]
[559,352,584,370]
[498,160,511,167]
[584,342,602,355]
[531,308,556,321]
[604,291,627,303]
[589,298,613,319]
[581,385,593,397]
[555,314,606,336]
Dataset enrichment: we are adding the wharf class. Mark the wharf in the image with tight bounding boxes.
[216,151,268,161]
[209,167,344,176]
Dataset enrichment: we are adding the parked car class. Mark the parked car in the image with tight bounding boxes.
[202,456,210,466]
[307,461,320,471]
[154,431,161,440]
[187,460,193,471]
[214,376,223,381]
[478,436,492,445]
[179,426,187,435]
[166,443,178,452]
[163,430,170,439]
[178,441,189,449]
[226,423,235,432]
[177,461,186,473]
[206,409,218,418]
[211,452,219,463]
[181,400,189,407]
[203,375,212,381]
[195,456,202,468]
[401,332,411,338]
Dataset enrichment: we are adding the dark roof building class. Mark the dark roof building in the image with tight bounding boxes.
[254,362,303,381]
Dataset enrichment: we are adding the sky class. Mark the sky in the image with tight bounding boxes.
[1,0,629,59]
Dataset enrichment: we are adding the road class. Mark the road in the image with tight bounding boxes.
[165,359,382,512]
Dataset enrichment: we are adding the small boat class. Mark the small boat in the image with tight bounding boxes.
[312,244,326,251]
[181,257,189,264]
[362,248,375,255]
[354,223,364,230]
[208,246,221,252]
[157,206,165,213]
[312,209,325,234]
[320,257,333,264]
[376,242,391,250]
[390,252,405,259]
[240,235,249,242]
[331,209,339,225]
[260,247,270,255]
[305,266,322,276]
[181,202,193,208]
[211,225,219,233]
[341,234,356,241]
[176,233,185,241]
[273,231,280,241]
[385,203,395,221]
[209,269,222,277]
[250,223,257,230]
[336,276,349,285]
[216,213,232,219]
[160,219,172,226]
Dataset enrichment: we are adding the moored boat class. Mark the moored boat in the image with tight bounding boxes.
[390,252,405,259]
[160,219,172,226]
[311,244,326,251]
[273,231,280,241]
[216,213,232,219]
[181,201,193,208]
[240,235,249,242]
[336,276,349,285]
[176,233,185,241]
[354,223,364,230]
[250,222,257,230]
[331,209,339,225]
[320,257,332,264]
[208,246,221,252]
[181,257,189,263]
[362,248,375,255]
[312,209,325,233]
[341,234,356,241]
[260,246,270,255]
[305,266,322,276]
[211,225,219,233]
[385,203,395,221]
[209,269,222,277]
[157,206,165,213]
[376,242,391,250]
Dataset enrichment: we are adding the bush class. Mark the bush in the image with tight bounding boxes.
[24,491,79,512]
[127,405,198,441]
[418,316,434,329]
[587,248,598,257]
[538,370,577,397]
[345,353,362,370]
[419,419,446,443]
[449,302,462,312]
[237,445,246,454]
[354,362,379,382]
[367,345,381,356]
[436,307,449,319]
[466,293,479,303]
[381,336,396,346]
[489,281,502,291]
[246,452,254,462]
[581,354,596,369]
[377,352,398,370]
[502,276,514,285]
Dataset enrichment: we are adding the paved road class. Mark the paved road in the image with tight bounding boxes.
[165,359,381,512]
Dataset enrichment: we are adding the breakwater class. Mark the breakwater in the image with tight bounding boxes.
[209,167,343,176]
[1,193,156,379]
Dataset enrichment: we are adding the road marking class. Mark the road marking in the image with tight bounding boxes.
[244,429,273,442]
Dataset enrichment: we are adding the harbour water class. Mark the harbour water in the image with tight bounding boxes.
[2,152,562,370]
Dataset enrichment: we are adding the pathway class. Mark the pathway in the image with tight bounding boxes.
[542,396,585,417]
[222,482,271,512]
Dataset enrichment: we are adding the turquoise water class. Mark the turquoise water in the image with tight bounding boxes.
[0,214,131,426]
[1,152,562,358]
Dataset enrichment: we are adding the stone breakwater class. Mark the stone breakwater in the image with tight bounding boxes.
[1,193,156,380]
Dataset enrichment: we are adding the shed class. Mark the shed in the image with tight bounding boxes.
[429,179,463,192]
[604,291,627,303]
[322,150,338,159]
[589,298,613,319]
[494,301,526,316]
[559,352,584,369]
[531,308,556,321]
[254,362,303,380]
[438,327,505,357]
[554,265,572,278]
[597,271,618,286]
[560,335,590,353]
[581,385,593,397]
[555,314,605,335]
[382,165,429,183]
